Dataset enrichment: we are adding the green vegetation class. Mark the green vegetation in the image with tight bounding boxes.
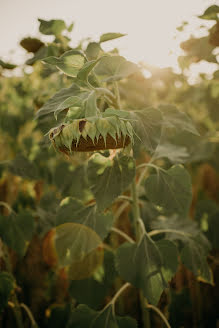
[0,5,218,328]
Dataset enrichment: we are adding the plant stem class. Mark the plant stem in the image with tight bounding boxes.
[131,181,151,328]
[146,303,171,328]
[111,227,135,244]
[110,283,130,316]
[148,229,192,238]
[113,82,121,109]
[20,303,38,328]
[3,245,23,328]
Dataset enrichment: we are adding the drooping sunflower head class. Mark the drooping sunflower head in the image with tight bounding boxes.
[49,116,134,154]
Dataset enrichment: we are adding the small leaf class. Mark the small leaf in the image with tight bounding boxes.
[159,104,199,136]
[87,153,135,211]
[0,59,16,69]
[54,95,85,119]
[145,165,192,216]
[38,18,66,35]
[116,233,166,305]
[99,33,126,43]
[199,5,219,20]
[0,272,14,312]
[77,58,102,82]
[85,42,102,60]
[44,50,85,77]
[95,56,139,82]
[0,211,35,257]
[20,37,44,53]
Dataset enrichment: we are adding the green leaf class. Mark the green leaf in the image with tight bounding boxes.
[199,5,219,20]
[69,278,106,310]
[150,215,212,283]
[35,84,80,118]
[159,104,199,136]
[54,94,85,119]
[8,155,39,180]
[116,233,166,305]
[47,304,71,328]
[56,198,114,240]
[0,211,35,257]
[145,165,192,216]
[0,59,16,69]
[181,235,212,283]
[85,42,102,60]
[153,142,189,163]
[103,108,130,119]
[156,239,178,282]
[67,304,137,328]
[0,272,14,312]
[55,223,102,267]
[87,153,136,211]
[77,58,102,82]
[38,18,66,35]
[94,56,139,82]
[43,50,86,77]
[99,33,126,43]
[85,91,99,117]
[68,22,74,32]
[130,107,163,152]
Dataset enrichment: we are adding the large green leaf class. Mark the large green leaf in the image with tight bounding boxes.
[181,235,212,283]
[145,165,192,216]
[199,5,219,20]
[159,104,199,136]
[87,153,135,211]
[0,211,35,257]
[67,304,137,328]
[84,91,100,117]
[56,198,114,240]
[55,223,102,267]
[116,233,166,305]
[38,19,66,35]
[150,215,212,283]
[129,107,163,152]
[35,84,81,118]
[156,239,178,282]
[0,272,14,312]
[94,56,139,82]
[8,155,40,180]
[43,50,85,77]
[153,142,189,163]
[99,33,126,43]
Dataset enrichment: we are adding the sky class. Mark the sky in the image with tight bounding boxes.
[0,0,218,70]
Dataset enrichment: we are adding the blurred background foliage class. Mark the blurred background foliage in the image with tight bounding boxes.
[0,5,218,328]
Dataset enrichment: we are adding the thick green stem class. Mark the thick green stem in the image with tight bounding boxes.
[131,181,151,328]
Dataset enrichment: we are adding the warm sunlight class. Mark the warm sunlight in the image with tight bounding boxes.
[0,0,217,70]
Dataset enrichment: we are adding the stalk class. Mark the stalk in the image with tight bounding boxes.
[3,245,23,328]
[131,181,151,328]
